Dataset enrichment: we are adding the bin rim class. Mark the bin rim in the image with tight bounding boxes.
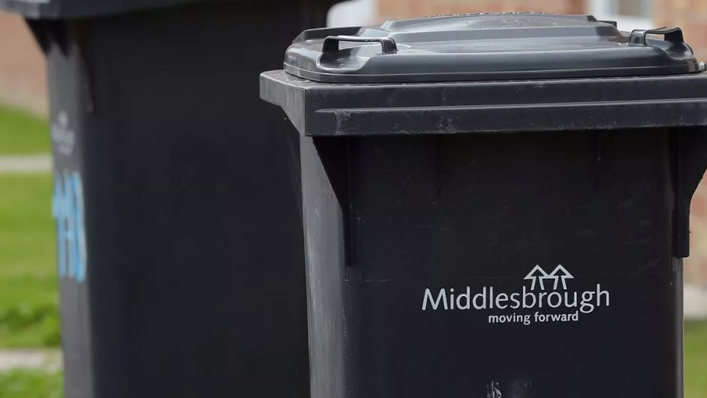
[260,70,707,136]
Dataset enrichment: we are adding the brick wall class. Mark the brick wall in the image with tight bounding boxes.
[0,12,46,114]
[378,0,586,21]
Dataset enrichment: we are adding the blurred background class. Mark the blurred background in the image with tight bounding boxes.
[0,0,705,396]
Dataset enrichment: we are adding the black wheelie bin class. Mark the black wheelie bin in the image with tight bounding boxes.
[262,13,707,398]
[0,0,346,397]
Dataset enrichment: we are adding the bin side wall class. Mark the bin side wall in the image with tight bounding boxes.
[301,136,350,398]
[47,29,95,398]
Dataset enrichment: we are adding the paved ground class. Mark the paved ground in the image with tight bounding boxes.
[0,349,61,372]
[0,155,51,174]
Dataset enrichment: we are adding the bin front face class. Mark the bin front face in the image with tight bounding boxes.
[261,12,707,398]
[302,130,682,398]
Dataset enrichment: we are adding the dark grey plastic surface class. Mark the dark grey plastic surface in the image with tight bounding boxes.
[2,0,237,19]
[261,71,707,137]
[284,13,700,83]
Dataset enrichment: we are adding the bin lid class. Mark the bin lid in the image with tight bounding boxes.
[284,13,700,83]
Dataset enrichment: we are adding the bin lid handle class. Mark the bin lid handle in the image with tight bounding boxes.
[628,27,685,47]
[322,36,398,55]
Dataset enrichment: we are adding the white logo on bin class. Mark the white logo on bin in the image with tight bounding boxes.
[422,265,610,326]
[524,264,573,291]
[51,111,76,156]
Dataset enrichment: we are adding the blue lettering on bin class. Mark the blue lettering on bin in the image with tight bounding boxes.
[52,170,87,283]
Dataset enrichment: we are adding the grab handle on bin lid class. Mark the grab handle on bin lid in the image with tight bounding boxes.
[628,27,685,46]
[294,27,362,44]
[322,36,398,54]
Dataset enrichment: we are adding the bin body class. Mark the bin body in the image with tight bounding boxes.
[299,130,684,398]
[262,14,707,398]
[1,0,338,397]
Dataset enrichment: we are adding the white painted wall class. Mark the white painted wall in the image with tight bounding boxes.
[328,0,657,31]
[685,285,707,320]
[588,0,654,30]
[328,0,377,27]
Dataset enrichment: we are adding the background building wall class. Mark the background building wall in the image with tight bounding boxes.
[378,0,584,20]
[0,12,46,114]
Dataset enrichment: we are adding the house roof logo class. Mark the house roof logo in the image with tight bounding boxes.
[524,265,574,291]
[51,111,75,156]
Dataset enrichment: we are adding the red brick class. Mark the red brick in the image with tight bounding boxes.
[0,12,46,114]
[688,0,707,14]
[378,0,586,18]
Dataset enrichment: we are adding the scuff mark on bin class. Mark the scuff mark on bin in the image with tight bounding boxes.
[334,110,352,135]
[506,377,532,398]
[487,381,502,398]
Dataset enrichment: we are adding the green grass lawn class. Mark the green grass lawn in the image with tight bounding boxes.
[0,107,49,155]
[0,174,59,348]
[0,370,62,398]
[686,321,707,398]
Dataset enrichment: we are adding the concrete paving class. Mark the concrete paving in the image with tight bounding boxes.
[0,349,61,372]
[0,154,51,174]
